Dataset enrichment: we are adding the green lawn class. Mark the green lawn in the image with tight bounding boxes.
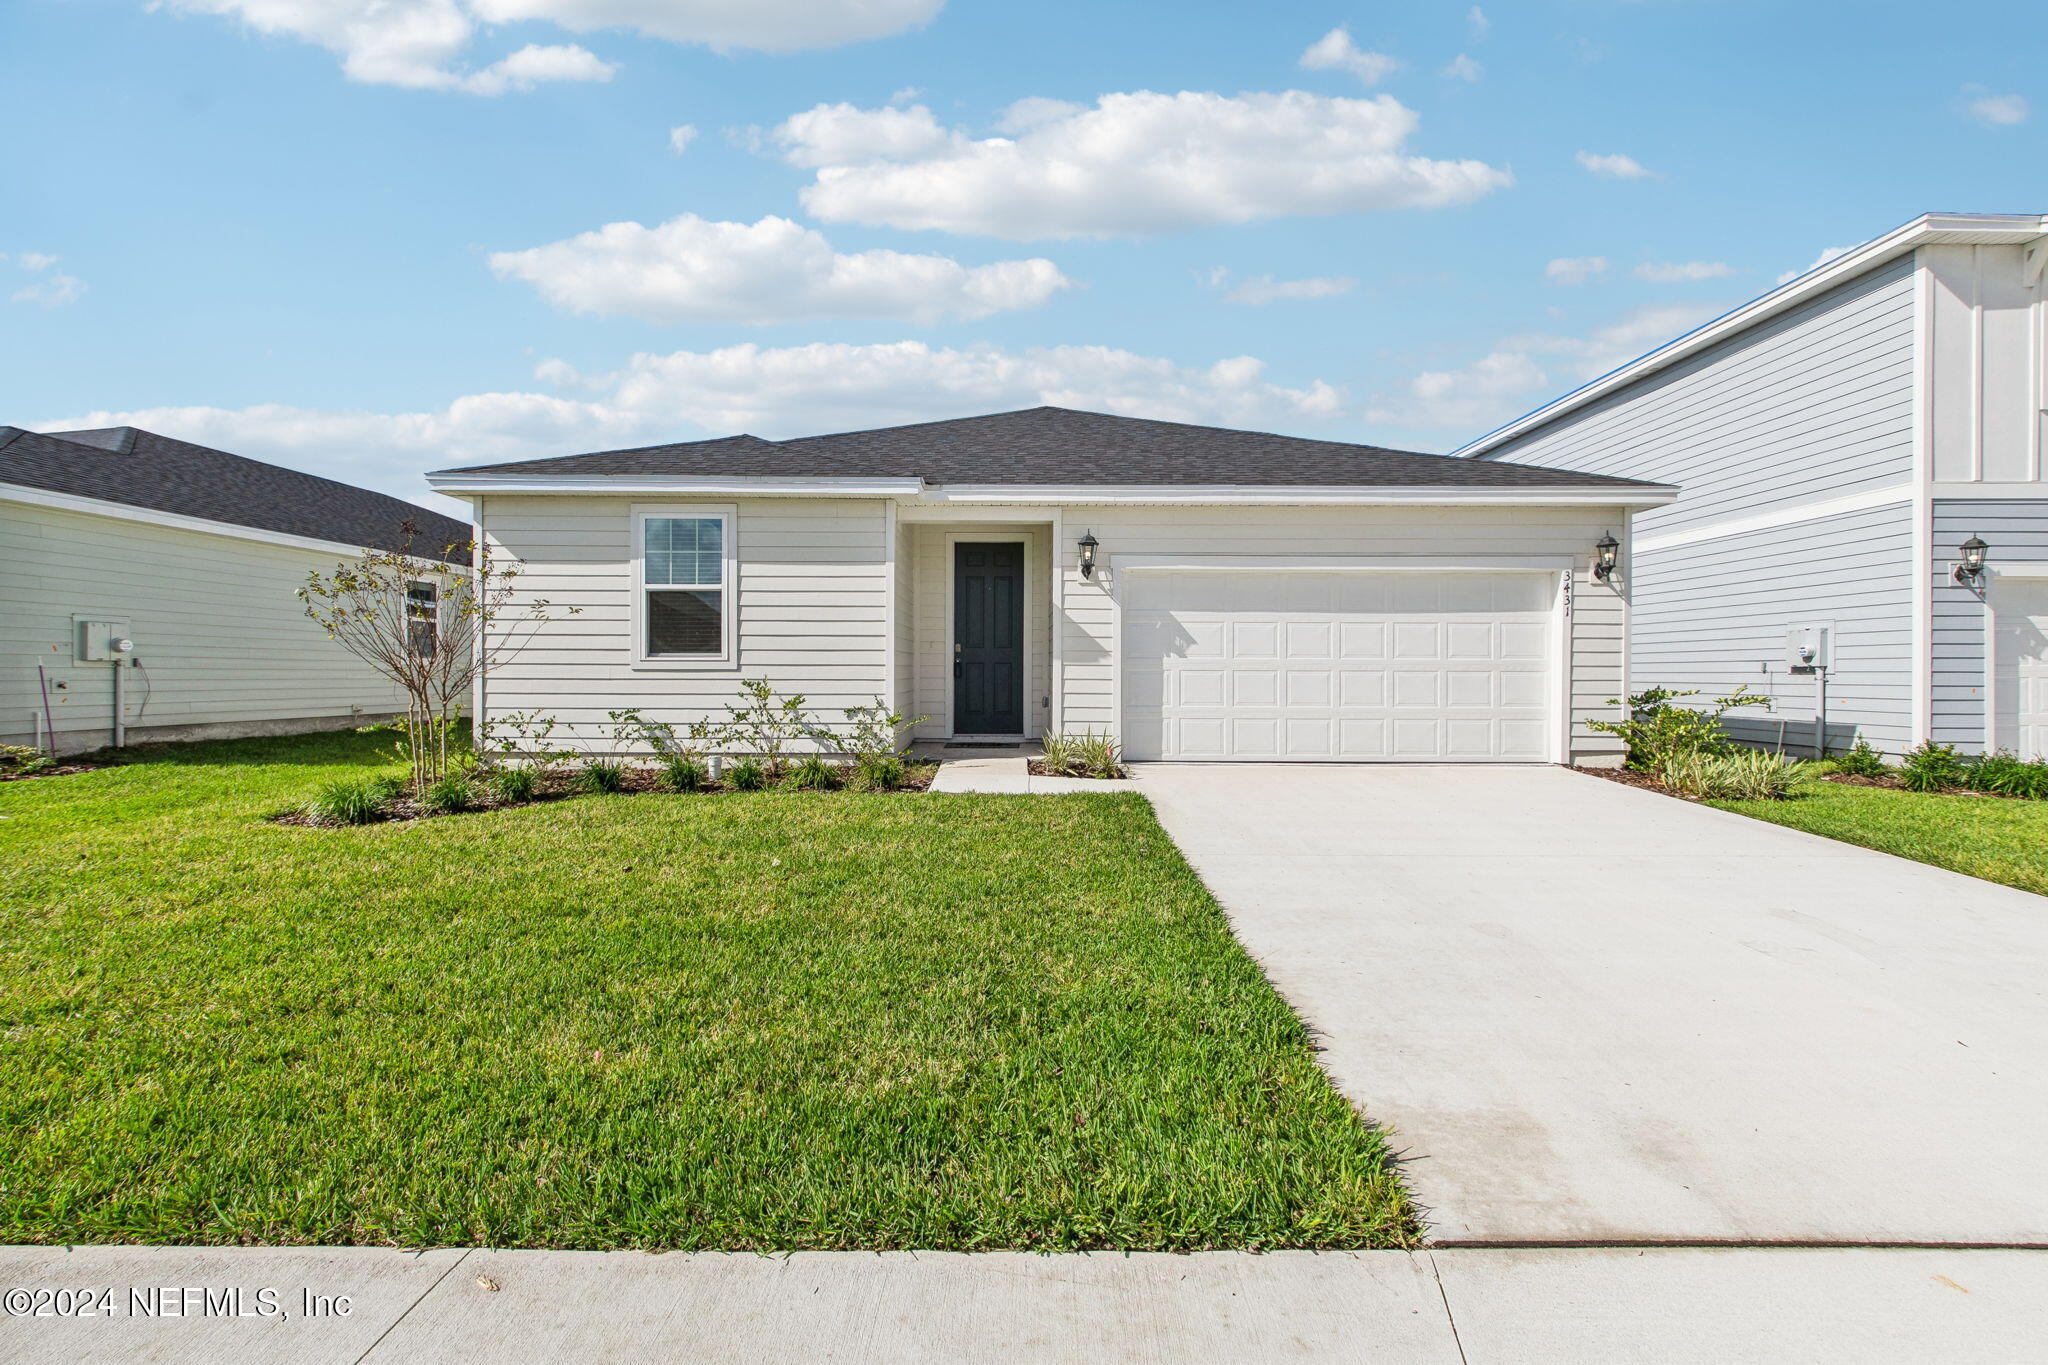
[1712,779,2048,896]
[0,731,1412,1251]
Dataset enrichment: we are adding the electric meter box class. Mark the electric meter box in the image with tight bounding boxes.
[1784,624,1832,672]
[74,617,131,664]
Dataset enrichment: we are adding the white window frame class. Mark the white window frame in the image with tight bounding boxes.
[631,503,738,669]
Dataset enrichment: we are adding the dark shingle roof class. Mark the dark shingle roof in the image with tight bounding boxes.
[0,425,471,562]
[432,406,1667,491]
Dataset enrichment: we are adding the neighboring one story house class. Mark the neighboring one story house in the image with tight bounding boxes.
[1462,211,2048,760]
[1,424,470,754]
[425,407,1671,766]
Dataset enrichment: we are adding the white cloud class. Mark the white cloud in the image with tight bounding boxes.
[1204,268,1356,305]
[776,90,1511,239]
[1961,87,2028,127]
[1441,54,1482,82]
[1299,28,1400,85]
[1368,302,1725,432]
[9,252,84,307]
[1467,6,1489,38]
[467,0,944,53]
[1544,256,1606,285]
[668,124,698,154]
[1576,150,1657,179]
[1775,245,1851,285]
[1634,260,1737,282]
[52,340,1346,506]
[488,213,1072,324]
[158,0,937,92]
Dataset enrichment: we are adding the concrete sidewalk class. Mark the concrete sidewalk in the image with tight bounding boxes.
[3,1245,2042,1363]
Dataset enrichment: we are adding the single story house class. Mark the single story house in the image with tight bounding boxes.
[1461,211,2048,760]
[425,407,1671,765]
[1,424,470,753]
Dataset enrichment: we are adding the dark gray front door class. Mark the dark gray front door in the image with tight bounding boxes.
[954,542,1025,734]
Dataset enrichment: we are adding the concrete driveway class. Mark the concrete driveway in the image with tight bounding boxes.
[1131,764,2048,1245]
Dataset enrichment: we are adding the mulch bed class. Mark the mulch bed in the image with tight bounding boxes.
[1025,761,1128,780]
[1,761,108,783]
[1571,765,1705,801]
[270,762,941,828]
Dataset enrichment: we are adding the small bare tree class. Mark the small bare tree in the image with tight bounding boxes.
[298,523,571,789]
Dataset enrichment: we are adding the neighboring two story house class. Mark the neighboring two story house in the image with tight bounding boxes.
[1463,212,2048,760]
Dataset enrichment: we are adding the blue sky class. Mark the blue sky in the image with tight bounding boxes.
[3,0,2042,508]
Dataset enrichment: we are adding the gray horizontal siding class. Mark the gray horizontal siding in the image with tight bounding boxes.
[1483,257,1917,537]
[1930,499,2048,752]
[1628,502,1915,756]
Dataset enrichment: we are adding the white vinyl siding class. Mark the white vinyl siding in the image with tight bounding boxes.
[1051,503,1629,766]
[1630,502,1916,756]
[479,495,890,754]
[1482,258,1918,535]
[0,497,414,751]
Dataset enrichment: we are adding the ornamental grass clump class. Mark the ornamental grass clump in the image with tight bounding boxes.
[1657,749,1812,801]
[306,774,404,826]
[419,773,475,814]
[486,766,539,804]
[726,756,769,791]
[1963,750,2048,800]
[659,756,708,792]
[1041,730,1126,778]
[786,755,840,790]
[579,760,627,794]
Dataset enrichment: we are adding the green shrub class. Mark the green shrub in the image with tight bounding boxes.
[1965,750,2048,800]
[723,679,819,776]
[849,752,906,792]
[787,754,840,790]
[306,774,402,826]
[1658,749,1812,801]
[726,756,769,790]
[0,743,56,777]
[419,774,474,814]
[1040,730,1125,779]
[659,756,708,792]
[1898,741,1969,793]
[579,760,627,794]
[487,766,539,804]
[1830,737,1889,778]
[1587,686,1773,771]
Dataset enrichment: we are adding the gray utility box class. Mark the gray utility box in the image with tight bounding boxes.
[1784,624,1832,672]
[73,617,132,664]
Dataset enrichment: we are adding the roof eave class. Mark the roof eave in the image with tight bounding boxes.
[1454,211,2048,460]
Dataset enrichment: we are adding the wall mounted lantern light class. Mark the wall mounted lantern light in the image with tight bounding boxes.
[1592,533,1620,583]
[1954,535,1989,585]
[1078,531,1100,579]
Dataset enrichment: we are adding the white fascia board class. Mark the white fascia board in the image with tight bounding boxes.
[426,474,924,497]
[1116,554,1573,572]
[1455,212,2048,461]
[923,483,1675,507]
[0,479,437,563]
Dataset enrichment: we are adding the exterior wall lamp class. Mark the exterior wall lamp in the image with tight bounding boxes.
[1954,535,1989,586]
[1592,533,1620,583]
[1078,531,1099,579]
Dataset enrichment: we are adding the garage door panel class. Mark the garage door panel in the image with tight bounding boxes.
[1123,570,1556,762]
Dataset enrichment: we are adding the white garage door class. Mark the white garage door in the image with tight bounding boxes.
[1122,570,1557,762]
